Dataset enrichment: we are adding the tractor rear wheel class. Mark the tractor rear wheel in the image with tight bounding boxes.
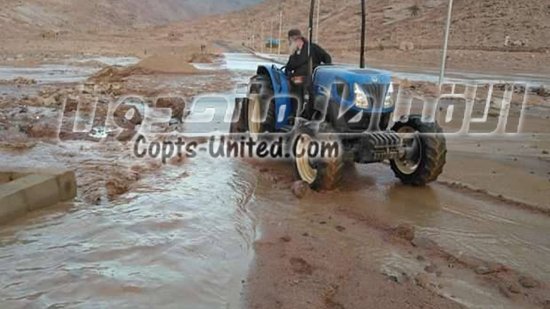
[292,123,344,191]
[390,116,447,186]
[230,98,248,134]
[247,74,276,138]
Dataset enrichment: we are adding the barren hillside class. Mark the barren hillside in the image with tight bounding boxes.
[0,0,266,38]
[194,0,550,52]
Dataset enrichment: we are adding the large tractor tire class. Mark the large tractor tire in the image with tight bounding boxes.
[390,116,447,186]
[292,123,344,191]
[247,74,277,136]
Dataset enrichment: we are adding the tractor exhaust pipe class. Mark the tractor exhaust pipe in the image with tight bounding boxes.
[360,0,366,68]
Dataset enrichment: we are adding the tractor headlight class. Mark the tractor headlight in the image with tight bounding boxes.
[354,84,370,109]
[384,84,395,108]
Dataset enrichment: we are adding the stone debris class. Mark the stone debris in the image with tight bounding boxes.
[291,181,312,199]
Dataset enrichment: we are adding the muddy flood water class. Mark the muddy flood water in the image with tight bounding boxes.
[1,53,549,308]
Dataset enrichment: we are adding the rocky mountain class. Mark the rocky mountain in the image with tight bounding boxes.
[196,0,550,52]
[0,0,266,38]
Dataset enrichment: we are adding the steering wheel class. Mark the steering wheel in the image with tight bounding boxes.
[280,66,289,76]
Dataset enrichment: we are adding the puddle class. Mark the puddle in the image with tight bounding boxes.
[192,53,278,72]
[0,57,140,84]
[0,65,97,84]
[70,56,140,67]
[0,143,257,309]
[0,89,257,308]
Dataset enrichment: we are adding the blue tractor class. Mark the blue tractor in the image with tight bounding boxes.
[231,0,446,190]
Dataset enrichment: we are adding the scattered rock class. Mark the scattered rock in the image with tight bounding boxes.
[475,265,495,275]
[394,223,415,241]
[411,236,437,249]
[424,264,438,274]
[399,41,414,52]
[415,274,429,289]
[542,150,549,155]
[508,283,522,294]
[518,275,540,289]
[499,285,514,298]
[291,181,311,199]
[536,85,550,97]
[386,271,409,284]
[0,77,37,85]
[280,236,292,243]
[156,97,188,120]
[89,66,153,83]
[416,255,426,262]
[335,225,346,232]
[511,40,527,47]
[289,257,314,275]
[27,121,58,139]
[40,95,58,106]
[188,53,220,63]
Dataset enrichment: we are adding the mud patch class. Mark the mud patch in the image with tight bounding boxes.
[290,257,314,275]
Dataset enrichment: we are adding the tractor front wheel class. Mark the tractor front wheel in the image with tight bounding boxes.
[390,116,447,186]
[292,123,344,191]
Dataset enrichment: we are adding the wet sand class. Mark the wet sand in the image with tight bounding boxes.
[244,151,550,309]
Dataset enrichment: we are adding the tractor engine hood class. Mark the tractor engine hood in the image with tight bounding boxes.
[313,66,395,114]
[314,66,392,86]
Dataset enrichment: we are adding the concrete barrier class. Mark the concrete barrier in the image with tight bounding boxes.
[0,168,77,224]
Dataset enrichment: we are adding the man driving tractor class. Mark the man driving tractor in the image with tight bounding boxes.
[285,29,332,119]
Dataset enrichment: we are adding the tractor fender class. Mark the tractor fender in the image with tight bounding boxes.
[311,93,347,131]
[256,65,293,130]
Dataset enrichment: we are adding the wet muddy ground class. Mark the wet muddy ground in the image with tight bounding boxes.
[0,53,549,308]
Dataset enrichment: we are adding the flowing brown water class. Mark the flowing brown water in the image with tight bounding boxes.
[0,92,258,309]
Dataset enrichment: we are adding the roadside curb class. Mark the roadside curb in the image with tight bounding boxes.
[0,168,77,224]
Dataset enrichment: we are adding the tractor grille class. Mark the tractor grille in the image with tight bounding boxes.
[343,84,390,131]
[363,83,388,109]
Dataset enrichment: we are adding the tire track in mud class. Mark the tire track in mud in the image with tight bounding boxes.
[245,160,550,309]
[438,179,550,217]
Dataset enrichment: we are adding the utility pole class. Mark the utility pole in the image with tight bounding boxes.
[315,0,321,43]
[261,22,265,54]
[439,0,454,88]
[270,19,274,54]
[278,11,283,55]
[360,0,366,68]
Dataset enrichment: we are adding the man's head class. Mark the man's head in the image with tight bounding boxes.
[288,29,302,40]
[288,29,304,53]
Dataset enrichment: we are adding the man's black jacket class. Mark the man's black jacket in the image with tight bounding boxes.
[285,41,332,77]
